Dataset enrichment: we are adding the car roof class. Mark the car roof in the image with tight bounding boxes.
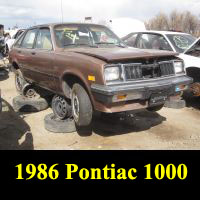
[29,22,106,29]
[131,30,190,35]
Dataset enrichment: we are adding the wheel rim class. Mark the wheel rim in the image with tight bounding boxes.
[53,96,68,119]
[15,74,23,92]
[72,93,79,122]
[24,88,39,99]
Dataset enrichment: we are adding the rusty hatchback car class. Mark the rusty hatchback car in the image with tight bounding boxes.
[9,23,192,127]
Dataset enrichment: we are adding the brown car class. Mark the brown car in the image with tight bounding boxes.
[9,23,192,127]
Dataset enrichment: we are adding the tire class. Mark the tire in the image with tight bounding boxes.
[187,68,200,83]
[52,95,72,120]
[12,95,49,112]
[147,104,164,112]
[15,69,27,95]
[44,113,76,133]
[71,83,93,126]
[164,99,186,109]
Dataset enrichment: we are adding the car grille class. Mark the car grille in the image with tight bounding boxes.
[124,61,175,80]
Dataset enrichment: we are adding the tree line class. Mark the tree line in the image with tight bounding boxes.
[145,10,200,37]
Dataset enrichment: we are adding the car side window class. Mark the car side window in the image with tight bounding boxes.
[123,33,138,47]
[14,36,23,48]
[14,32,19,39]
[14,32,24,48]
[21,29,37,49]
[35,28,53,50]
[137,33,172,51]
[14,30,23,40]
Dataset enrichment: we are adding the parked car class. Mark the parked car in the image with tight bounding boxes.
[9,23,192,127]
[0,24,6,58]
[122,31,200,96]
[0,90,2,112]
[0,37,5,58]
[5,29,25,54]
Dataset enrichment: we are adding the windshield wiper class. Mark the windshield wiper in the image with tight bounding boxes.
[116,43,126,48]
[95,42,115,45]
[95,42,126,48]
[63,43,98,48]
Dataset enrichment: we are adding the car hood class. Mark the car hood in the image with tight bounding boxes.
[69,47,178,62]
[184,37,200,54]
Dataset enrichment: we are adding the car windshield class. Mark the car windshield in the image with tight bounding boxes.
[54,24,123,48]
[166,34,196,53]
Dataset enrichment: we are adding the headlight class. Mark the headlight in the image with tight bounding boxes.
[104,66,120,82]
[174,61,185,74]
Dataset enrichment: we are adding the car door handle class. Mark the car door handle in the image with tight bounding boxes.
[17,50,21,53]
[31,52,36,55]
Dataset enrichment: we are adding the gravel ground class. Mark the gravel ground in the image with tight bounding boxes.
[0,67,200,150]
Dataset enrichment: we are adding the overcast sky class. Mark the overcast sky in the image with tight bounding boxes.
[0,0,200,29]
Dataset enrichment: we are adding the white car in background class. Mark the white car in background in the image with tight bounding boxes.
[5,29,25,53]
[122,31,200,96]
[108,17,146,38]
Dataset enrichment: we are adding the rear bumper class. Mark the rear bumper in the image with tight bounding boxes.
[91,75,193,105]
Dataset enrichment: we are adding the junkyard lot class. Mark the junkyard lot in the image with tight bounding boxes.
[0,69,200,150]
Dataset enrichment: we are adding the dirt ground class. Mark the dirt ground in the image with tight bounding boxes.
[0,66,200,150]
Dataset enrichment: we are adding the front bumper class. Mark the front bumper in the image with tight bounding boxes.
[91,75,193,105]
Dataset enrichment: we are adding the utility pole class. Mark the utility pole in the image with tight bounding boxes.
[61,0,64,23]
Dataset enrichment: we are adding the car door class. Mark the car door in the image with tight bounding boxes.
[30,27,57,91]
[14,28,38,80]
[136,33,173,51]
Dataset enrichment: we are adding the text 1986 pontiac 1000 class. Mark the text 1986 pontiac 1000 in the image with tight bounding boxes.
[9,23,192,127]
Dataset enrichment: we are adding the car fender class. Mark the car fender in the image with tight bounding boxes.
[177,54,200,69]
[61,69,95,102]
[6,39,15,50]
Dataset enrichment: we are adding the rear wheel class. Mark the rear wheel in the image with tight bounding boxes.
[15,69,27,95]
[71,83,93,126]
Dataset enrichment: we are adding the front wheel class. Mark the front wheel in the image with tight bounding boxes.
[71,83,93,126]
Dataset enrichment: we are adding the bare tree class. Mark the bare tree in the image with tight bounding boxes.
[146,12,169,31]
[146,10,200,37]
[169,10,183,31]
[183,11,199,34]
